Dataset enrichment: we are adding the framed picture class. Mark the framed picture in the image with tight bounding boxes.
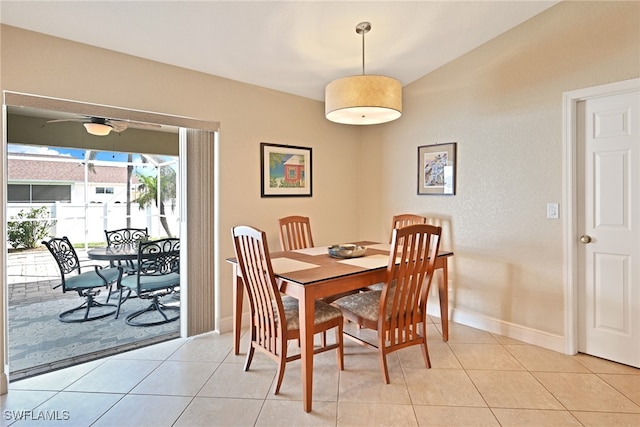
[417,142,457,195]
[261,143,312,197]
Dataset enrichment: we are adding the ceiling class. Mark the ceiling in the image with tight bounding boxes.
[0,1,559,102]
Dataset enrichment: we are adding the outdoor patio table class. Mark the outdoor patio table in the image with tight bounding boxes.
[87,246,139,262]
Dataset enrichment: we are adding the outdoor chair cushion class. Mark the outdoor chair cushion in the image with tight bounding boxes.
[119,272,180,293]
[65,267,120,290]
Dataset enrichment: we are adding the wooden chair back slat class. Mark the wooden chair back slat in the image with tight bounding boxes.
[278,215,314,251]
[389,214,427,243]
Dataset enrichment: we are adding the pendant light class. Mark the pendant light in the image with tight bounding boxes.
[325,21,402,125]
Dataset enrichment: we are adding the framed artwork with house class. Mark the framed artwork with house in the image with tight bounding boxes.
[417,142,457,195]
[260,143,312,197]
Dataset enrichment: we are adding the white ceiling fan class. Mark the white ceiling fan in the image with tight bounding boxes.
[47,116,161,136]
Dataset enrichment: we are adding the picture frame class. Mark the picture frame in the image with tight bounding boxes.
[260,142,312,197]
[417,142,457,195]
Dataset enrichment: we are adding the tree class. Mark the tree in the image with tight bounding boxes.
[135,165,177,237]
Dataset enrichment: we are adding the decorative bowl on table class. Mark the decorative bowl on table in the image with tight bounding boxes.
[328,244,366,259]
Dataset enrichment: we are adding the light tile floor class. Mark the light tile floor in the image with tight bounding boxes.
[2,318,639,426]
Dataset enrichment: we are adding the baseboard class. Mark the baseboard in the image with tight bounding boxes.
[218,304,565,355]
[217,312,249,334]
[426,302,565,354]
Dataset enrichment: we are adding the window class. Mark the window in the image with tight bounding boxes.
[8,184,71,202]
[96,187,114,194]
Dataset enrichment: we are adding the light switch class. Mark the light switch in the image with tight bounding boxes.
[547,203,559,219]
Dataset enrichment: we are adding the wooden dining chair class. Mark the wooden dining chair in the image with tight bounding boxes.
[333,223,442,384]
[389,214,427,243]
[278,214,358,310]
[231,225,344,395]
[277,215,314,251]
[364,213,429,292]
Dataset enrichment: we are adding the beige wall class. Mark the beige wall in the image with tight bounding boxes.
[359,1,639,340]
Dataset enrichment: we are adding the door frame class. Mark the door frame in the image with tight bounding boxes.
[562,77,640,355]
[1,92,219,388]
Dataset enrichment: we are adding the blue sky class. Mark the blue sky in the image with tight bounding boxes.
[8,143,130,162]
[7,144,177,175]
[8,143,177,164]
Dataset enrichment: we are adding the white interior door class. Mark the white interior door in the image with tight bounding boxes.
[577,89,640,368]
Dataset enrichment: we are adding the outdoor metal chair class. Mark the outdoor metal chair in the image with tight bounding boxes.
[115,238,180,326]
[104,227,149,271]
[104,227,149,302]
[42,236,120,323]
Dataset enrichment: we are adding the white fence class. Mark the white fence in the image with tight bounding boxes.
[7,202,180,247]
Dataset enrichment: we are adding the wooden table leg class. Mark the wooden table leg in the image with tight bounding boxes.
[299,288,315,412]
[233,265,243,355]
[438,259,449,341]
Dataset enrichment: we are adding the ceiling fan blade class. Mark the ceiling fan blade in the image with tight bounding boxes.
[47,116,161,133]
[46,118,85,124]
[107,121,128,133]
[109,119,161,131]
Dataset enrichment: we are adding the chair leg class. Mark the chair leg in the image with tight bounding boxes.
[378,352,390,384]
[105,283,127,304]
[378,331,390,384]
[273,356,287,395]
[244,344,255,372]
[420,323,431,369]
[105,284,114,303]
[114,287,134,319]
[125,296,179,326]
[335,321,344,370]
[115,287,125,319]
[59,293,117,323]
[273,340,288,395]
[420,340,431,369]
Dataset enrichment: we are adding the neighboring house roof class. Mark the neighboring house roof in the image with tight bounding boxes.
[8,153,139,184]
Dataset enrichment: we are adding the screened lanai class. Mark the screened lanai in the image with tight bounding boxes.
[5,105,182,379]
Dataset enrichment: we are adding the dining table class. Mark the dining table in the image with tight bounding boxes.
[227,240,453,412]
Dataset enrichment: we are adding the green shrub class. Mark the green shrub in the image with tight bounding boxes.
[7,207,56,249]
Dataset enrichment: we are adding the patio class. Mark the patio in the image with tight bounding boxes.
[6,249,180,381]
